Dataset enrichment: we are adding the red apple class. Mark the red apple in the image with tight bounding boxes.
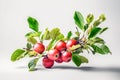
[33,43,45,54]
[47,49,60,60]
[55,40,66,51]
[55,56,63,63]
[61,51,72,62]
[66,39,77,49]
[42,56,54,68]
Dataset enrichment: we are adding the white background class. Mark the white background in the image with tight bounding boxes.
[0,0,120,80]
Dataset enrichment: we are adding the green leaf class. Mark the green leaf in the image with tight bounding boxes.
[67,31,72,40]
[75,31,80,37]
[86,13,94,24]
[56,34,64,41]
[27,17,39,32]
[74,11,84,30]
[91,44,104,54]
[72,54,82,67]
[25,32,41,37]
[79,56,88,63]
[42,28,51,40]
[27,37,37,44]
[73,37,79,40]
[87,46,96,54]
[99,27,108,34]
[88,37,105,45]
[84,24,89,31]
[72,48,83,54]
[11,49,25,61]
[28,51,37,57]
[26,43,32,50]
[91,44,111,54]
[50,28,60,40]
[94,37,105,44]
[88,27,102,39]
[28,58,39,71]
[46,40,56,51]
[101,45,111,54]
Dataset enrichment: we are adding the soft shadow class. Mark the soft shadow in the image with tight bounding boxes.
[17,66,28,69]
[16,65,45,71]
[80,67,120,73]
[16,65,120,74]
[53,66,120,73]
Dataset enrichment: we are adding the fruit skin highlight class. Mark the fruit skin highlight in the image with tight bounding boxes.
[42,56,54,68]
[47,49,60,60]
[33,43,45,54]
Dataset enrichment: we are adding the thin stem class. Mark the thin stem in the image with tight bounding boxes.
[75,27,80,38]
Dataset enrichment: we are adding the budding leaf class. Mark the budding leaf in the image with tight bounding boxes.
[93,20,101,27]
[42,28,51,40]
[27,17,39,32]
[11,49,25,61]
[28,58,39,71]
[93,14,106,27]
[99,14,106,22]
[67,31,72,40]
[50,28,60,40]
[86,13,94,24]
[74,11,84,30]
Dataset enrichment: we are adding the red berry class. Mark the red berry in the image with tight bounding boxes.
[55,56,63,63]
[55,41,66,51]
[47,49,60,60]
[66,39,77,49]
[61,51,72,62]
[33,43,45,54]
[42,57,54,68]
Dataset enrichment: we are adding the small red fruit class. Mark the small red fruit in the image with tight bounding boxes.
[33,43,45,54]
[47,49,60,60]
[66,39,77,49]
[62,51,72,62]
[55,41,66,51]
[55,56,63,63]
[42,56,54,68]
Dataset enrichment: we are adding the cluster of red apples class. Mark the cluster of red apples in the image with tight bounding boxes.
[34,39,77,68]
